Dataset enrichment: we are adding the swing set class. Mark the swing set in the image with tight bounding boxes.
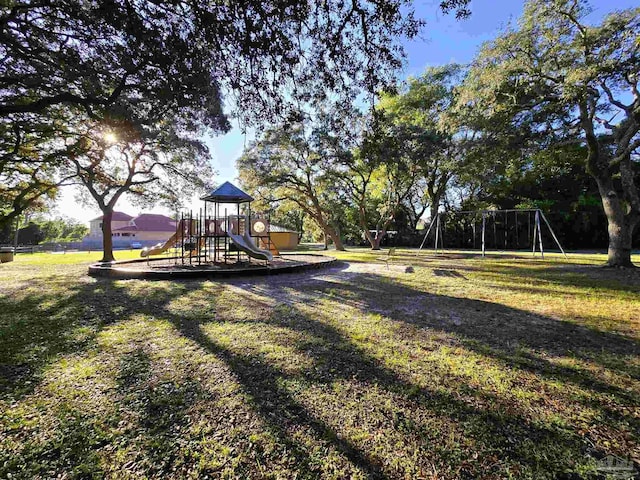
[418,208,567,258]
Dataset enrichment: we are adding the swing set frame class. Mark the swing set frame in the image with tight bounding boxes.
[417,208,567,259]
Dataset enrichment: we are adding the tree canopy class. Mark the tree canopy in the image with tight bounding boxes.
[238,120,348,250]
[3,0,476,237]
[65,115,213,262]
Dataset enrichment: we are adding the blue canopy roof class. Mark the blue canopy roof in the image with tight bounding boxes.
[201,181,254,203]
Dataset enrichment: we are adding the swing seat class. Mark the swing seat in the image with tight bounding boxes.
[377,248,396,269]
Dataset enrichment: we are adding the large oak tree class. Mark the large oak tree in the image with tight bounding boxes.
[339,111,419,250]
[65,115,213,262]
[459,0,640,267]
[1,0,472,239]
[379,65,469,222]
[238,122,348,250]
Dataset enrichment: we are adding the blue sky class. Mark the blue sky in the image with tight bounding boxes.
[58,0,638,223]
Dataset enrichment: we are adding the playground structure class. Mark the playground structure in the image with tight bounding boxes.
[90,182,334,279]
[418,208,567,258]
[140,182,277,265]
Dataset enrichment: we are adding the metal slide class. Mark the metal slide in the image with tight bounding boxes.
[227,231,273,261]
[140,231,179,257]
[141,219,192,257]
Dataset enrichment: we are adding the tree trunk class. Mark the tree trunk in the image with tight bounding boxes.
[409,205,427,232]
[358,206,377,250]
[429,202,439,225]
[100,208,116,263]
[325,225,345,251]
[363,224,384,250]
[366,236,378,250]
[595,178,638,268]
[606,218,635,267]
[358,204,389,250]
[370,222,389,250]
[580,104,638,268]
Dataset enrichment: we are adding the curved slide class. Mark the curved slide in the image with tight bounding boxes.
[228,231,273,261]
[141,219,199,258]
[141,231,178,257]
[141,236,202,258]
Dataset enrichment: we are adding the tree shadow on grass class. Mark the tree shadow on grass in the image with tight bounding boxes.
[228,268,640,463]
[0,266,384,479]
[115,347,212,476]
[3,262,639,478]
[169,314,388,478]
[170,291,603,477]
[432,269,467,279]
[97,266,629,477]
[286,268,640,374]
[435,261,640,295]
[0,277,190,400]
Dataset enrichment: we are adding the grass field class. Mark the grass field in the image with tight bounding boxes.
[2,249,143,265]
[1,248,639,479]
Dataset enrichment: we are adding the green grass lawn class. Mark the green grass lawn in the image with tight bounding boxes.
[5,249,143,266]
[1,248,639,479]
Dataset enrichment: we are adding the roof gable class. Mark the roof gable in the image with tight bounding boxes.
[132,213,176,232]
[113,213,176,232]
[90,211,133,222]
[201,181,253,203]
[269,224,299,233]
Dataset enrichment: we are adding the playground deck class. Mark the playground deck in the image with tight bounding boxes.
[88,253,336,279]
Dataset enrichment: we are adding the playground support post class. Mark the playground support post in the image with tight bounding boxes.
[481,212,486,257]
[417,216,437,253]
[434,213,440,253]
[539,210,568,258]
[180,212,184,265]
[189,210,193,266]
[236,204,240,263]
[173,210,178,265]
[534,210,544,258]
[532,211,537,257]
[224,207,228,264]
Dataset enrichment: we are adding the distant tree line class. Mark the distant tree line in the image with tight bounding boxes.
[0,215,88,245]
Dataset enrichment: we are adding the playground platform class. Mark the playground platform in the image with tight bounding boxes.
[88,253,336,279]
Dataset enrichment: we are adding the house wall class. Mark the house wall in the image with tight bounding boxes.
[88,219,130,237]
[82,238,161,249]
[111,231,175,242]
[270,232,298,250]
